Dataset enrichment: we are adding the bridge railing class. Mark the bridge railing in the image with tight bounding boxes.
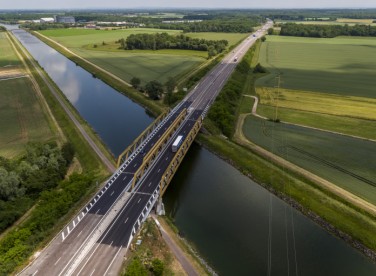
[117,109,170,167]
[159,115,203,197]
[131,108,188,189]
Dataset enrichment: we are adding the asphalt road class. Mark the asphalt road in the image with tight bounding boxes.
[20,20,273,276]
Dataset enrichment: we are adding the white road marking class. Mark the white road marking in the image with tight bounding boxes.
[124,217,129,224]
[89,269,95,276]
[110,191,114,196]
[133,163,137,168]
[95,209,100,214]
[62,232,65,240]
[32,270,38,276]
[123,175,127,180]
[54,257,61,266]
[157,169,160,173]
[77,230,83,237]
[148,182,152,187]
[137,198,141,204]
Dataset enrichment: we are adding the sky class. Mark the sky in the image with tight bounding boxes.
[1,0,376,10]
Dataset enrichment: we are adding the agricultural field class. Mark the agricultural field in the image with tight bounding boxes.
[0,32,21,67]
[0,78,54,158]
[0,32,53,158]
[242,115,376,205]
[39,28,249,84]
[275,19,376,26]
[257,35,376,98]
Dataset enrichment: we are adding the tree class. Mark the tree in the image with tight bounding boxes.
[208,45,217,58]
[253,63,267,73]
[261,36,266,42]
[125,258,148,276]
[130,77,141,89]
[151,258,164,276]
[145,80,163,100]
[267,27,274,35]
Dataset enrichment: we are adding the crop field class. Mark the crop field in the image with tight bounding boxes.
[256,87,376,120]
[0,32,21,67]
[256,35,376,98]
[256,105,376,141]
[0,78,53,158]
[242,115,376,205]
[40,28,208,84]
[40,28,182,48]
[72,47,204,84]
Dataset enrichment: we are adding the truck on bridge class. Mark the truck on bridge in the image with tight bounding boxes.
[172,135,184,152]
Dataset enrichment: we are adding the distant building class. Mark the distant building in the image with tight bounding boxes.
[40,17,55,23]
[54,16,75,24]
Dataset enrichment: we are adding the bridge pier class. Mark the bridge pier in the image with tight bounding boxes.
[156,197,165,216]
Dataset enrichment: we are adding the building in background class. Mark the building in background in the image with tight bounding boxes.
[54,16,75,24]
[40,17,55,23]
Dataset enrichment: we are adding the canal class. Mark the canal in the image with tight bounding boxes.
[9,26,376,275]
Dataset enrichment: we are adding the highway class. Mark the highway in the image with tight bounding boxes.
[20,20,272,276]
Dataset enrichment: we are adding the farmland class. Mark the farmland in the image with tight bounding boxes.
[242,115,376,205]
[256,35,376,98]
[39,28,249,84]
[0,78,54,158]
[0,32,53,158]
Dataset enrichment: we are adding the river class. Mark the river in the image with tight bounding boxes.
[8,25,376,275]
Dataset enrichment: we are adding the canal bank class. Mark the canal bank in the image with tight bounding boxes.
[10,26,376,275]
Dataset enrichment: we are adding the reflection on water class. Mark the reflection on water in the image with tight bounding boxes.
[164,144,376,276]
[10,27,154,156]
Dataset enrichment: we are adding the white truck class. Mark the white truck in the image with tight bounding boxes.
[172,135,184,152]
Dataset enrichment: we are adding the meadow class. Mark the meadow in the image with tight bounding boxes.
[256,35,376,98]
[0,32,21,67]
[242,115,376,205]
[0,78,54,158]
[40,28,249,84]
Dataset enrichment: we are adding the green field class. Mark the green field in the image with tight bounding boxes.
[0,78,54,158]
[242,115,376,205]
[257,35,376,98]
[0,32,21,67]
[40,28,248,84]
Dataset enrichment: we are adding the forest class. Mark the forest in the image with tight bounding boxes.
[280,23,376,38]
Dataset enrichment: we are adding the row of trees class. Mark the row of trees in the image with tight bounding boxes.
[120,33,228,56]
[280,23,376,38]
[0,142,74,232]
[131,77,178,103]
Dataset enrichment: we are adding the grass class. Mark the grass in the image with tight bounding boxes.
[73,47,205,84]
[0,78,54,158]
[257,105,376,141]
[39,28,182,47]
[0,32,21,67]
[256,87,376,121]
[275,20,376,26]
[242,115,376,205]
[257,35,376,98]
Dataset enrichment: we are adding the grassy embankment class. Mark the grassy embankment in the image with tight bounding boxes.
[121,218,209,276]
[200,38,376,257]
[0,33,54,158]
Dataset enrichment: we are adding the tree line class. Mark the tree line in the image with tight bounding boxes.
[120,33,228,56]
[280,23,376,38]
[0,142,74,233]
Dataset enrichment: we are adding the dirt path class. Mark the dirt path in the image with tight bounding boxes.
[234,113,376,216]
[9,31,116,173]
[36,32,132,87]
[152,216,201,276]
